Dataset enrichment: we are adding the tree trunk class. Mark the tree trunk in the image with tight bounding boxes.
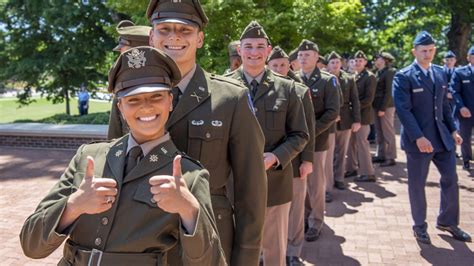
[65,87,70,115]
[447,5,472,66]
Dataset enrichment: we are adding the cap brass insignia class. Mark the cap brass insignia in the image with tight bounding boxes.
[126,48,147,69]
[150,154,159,162]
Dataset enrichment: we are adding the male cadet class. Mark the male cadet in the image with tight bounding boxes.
[297,39,340,242]
[443,50,457,121]
[317,55,328,71]
[451,46,474,171]
[326,51,361,191]
[108,20,152,139]
[146,2,268,265]
[266,46,315,266]
[289,48,301,72]
[443,50,457,81]
[227,22,309,266]
[372,51,397,167]
[224,40,242,74]
[347,50,377,182]
[393,31,471,244]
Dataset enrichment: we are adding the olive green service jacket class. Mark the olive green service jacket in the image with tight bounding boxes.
[373,66,396,111]
[287,75,316,177]
[20,135,226,266]
[355,69,377,125]
[336,71,361,131]
[299,68,340,152]
[165,66,267,266]
[227,68,309,206]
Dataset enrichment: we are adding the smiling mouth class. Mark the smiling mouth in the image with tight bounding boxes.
[138,115,158,122]
[164,45,186,50]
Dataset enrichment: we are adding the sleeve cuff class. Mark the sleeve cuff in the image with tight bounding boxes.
[180,208,200,237]
[180,207,211,261]
[301,151,314,162]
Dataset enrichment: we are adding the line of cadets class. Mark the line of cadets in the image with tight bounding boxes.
[106,3,472,265]
[223,22,403,265]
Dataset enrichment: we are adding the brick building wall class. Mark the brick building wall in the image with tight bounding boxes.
[0,135,106,150]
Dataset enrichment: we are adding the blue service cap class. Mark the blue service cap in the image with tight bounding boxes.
[413,31,435,46]
[444,50,456,59]
[468,46,474,55]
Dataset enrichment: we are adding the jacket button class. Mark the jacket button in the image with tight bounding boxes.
[254,107,258,112]
[206,132,211,139]
[101,217,109,226]
[217,214,222,220]
[150,198,157,204]
[95,238,102,246]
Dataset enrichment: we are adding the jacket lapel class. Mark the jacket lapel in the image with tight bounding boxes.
[413,64,434,95]
[167,66,211,128]
[123,140,179,184]
[105,135,128,186]
[306,68,321,88]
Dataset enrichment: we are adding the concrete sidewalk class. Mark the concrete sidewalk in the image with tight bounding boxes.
[1,144,473,265]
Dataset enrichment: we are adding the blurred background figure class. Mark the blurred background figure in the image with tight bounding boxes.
[78,83,89,116]
[224,40,242,74]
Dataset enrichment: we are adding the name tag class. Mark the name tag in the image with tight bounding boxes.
[462,80,470,83]
[412,88,424,93]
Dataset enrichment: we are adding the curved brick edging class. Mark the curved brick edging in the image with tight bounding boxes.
[0,123,108,150]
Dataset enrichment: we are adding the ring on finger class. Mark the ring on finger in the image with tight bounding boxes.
[106,196,113,204]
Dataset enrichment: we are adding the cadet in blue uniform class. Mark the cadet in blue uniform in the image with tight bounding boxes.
[393,31,471,244]
[443,50,457,126]
[443,50,457,82]
[450,46,474,171]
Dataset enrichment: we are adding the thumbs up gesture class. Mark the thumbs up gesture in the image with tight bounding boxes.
[70,156,118,215]
[149,155,199,232]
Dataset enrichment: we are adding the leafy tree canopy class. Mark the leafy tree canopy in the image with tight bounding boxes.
[0,0,472,109]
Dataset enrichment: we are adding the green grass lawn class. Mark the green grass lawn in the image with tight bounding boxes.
[0,97,112,124]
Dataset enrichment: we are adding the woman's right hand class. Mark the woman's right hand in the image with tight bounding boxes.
[58,156,118,232]
[69,156,118,215]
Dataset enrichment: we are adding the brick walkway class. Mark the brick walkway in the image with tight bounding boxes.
[1,144,473,265]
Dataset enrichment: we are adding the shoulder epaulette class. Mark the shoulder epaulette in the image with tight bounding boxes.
[88,139,113,145]
[400,66,411,73]
[178,151,205,169]
[210,73,243,87]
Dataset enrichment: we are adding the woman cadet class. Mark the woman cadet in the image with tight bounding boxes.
[20,46,226,266]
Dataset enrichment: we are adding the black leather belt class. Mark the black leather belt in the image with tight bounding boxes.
[63,240,167,266]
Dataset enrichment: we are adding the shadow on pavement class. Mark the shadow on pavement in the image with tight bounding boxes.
[302,224,361,265]
[325,187,373,218]
[418,234,474,266]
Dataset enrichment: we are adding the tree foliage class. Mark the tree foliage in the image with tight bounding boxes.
[0,0,115,114]
[0,0,472,109]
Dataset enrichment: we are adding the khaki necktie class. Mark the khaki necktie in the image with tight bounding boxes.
[125,146,143,176]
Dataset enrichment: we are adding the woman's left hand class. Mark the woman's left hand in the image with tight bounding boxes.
[149,155,199,231]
